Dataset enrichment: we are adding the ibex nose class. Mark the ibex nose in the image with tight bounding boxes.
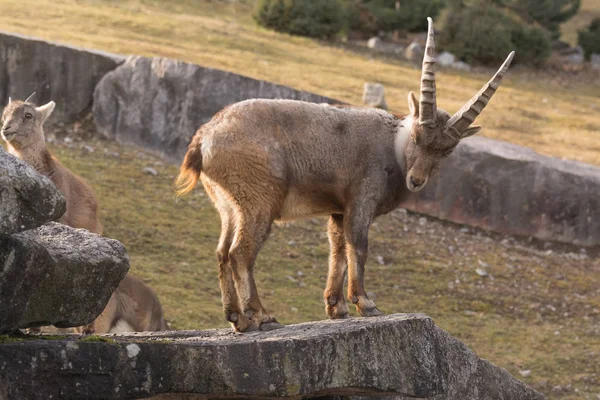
[3,125,11,131]
[410,177,424,187]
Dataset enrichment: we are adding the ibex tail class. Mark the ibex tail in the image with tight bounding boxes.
[175,134,203,196]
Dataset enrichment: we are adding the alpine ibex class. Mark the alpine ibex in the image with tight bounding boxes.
[176,18,514,332]
[1,93,102,233]
[2,95,168,334]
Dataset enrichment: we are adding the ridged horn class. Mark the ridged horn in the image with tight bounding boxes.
[24,91,37,104]
[445,51,515,138]
[419,17,437,127]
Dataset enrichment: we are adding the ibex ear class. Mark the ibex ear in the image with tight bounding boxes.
[461,125,482,139]
[407,91,419,117]
[36,101,56,123]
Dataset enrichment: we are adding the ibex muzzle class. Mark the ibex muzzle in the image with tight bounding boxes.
[176,18,514,332]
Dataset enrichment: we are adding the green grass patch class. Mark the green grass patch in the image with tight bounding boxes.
[78,335,116,344]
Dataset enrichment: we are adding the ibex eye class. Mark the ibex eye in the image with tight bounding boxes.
[25,113,32,120]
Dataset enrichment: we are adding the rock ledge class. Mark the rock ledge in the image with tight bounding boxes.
[0,314,544,399]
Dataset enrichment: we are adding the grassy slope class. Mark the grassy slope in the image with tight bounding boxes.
[562,0,600,45]
[0,0,599,398]
[0,0,598,165]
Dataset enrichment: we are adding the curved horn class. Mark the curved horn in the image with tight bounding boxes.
[419,17,437,127]
[445,51,515,138]
[8,97,11,104]
[24,91,37,104]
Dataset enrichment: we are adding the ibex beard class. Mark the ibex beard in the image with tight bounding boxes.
[176,18,515,332]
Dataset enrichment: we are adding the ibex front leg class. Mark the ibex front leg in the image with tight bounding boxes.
[324,214,349,319]
[345,203,383,317]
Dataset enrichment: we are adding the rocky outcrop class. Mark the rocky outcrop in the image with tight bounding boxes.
[93,56,339,163]
[403,136,600,247]
[0,222,129,333]
[0,147,66,235]
[0,31,123,124]
[0,314,544,400]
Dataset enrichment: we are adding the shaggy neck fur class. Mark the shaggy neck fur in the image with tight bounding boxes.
[8,140,53,176]
[395,116,412,175]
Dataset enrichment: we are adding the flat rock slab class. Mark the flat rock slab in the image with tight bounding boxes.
[0,222,129,333]
[0,31,123,124]
[0,314,544,399]
[0,147,66,235]
[403,136,600,247]
[93,56,339,163]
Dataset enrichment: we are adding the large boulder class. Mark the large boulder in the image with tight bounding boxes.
[0,314,543,399]
[93,56,339,163]
[403,136,600,247]
[0,31,123,124]
[0,223,129,333]
[0,147,66,235]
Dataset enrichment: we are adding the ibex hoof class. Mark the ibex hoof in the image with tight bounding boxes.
[231,314,259,333]
[326,301,350,319]
[259,321,285,331]
[359,306,383,317]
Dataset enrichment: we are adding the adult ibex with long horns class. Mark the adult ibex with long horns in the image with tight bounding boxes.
[176,18,515,332]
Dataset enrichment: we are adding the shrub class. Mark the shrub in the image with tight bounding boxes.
[343,0,446,37]
[578,18,600,60]
[441,4,551,66]
[254,0,345,40]
[491,0,581,40]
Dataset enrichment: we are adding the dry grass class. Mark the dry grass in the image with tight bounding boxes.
[0,0,598,165]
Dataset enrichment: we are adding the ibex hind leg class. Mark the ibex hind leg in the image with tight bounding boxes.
[206,182,256,332]
[216,209,256,332]
[229,209,283,332]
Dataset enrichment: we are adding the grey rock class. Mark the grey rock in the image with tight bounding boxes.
[0,314,544,399]
[402,136,600,247]
[450,61,471,72]
[0,222,129,333]
[362,82,387,110]
[438,51,456,66]
[404,42,424,62]
[143,167,159,176]
[0,31,123,125]
[560,45,584,65]
[367,37,382,50]
[591,53,600,70]
[0,147,66,235]
[93,56,339,163]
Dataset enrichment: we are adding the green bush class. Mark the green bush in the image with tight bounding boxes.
[578,18,600,60]
[491,0,581,40]
[254,0,345,40]
[343,0,446,37]
[440,4,551,66]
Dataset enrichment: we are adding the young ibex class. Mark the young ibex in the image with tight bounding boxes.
[176,18,514,332]
[1,93,102,233]
[2,95,168,334]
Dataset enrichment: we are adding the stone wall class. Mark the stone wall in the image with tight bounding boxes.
[403,136,600,247]
[0,31,123,125]
[93,56,340,163]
